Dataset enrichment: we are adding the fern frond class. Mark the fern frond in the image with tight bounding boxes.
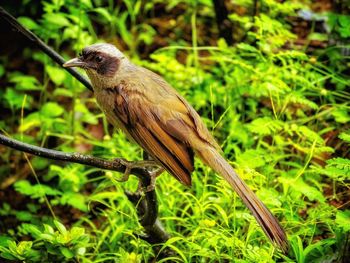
[247,117,284,136]
[296,126,324,144]
[312,158,350,181]
[327,158,350,172]
[339,131,350,143]
[286,92,319,110]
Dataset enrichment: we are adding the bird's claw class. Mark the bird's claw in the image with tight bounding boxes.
[142,167,164,192]
[115,158,132,182]
[115,158,160,183]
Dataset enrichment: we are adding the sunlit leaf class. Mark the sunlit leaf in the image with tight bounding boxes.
[46,65,66,85]
[40,102,64,117]
[335,210,350,232]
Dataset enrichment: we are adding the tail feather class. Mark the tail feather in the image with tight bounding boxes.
[197,146,288,253]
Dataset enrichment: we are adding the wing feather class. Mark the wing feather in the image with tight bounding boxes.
[112,83,194,185]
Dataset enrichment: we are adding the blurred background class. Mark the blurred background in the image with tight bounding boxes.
[0,0,349,262]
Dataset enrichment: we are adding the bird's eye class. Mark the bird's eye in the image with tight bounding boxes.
[95,56,103,63]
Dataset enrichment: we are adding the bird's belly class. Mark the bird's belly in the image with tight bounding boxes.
[94,89,135,142]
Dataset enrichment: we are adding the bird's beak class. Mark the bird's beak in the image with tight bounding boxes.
[63,57,86,68]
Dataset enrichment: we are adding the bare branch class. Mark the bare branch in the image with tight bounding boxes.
[0,133,149,177]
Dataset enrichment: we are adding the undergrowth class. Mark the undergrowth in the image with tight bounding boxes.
[0,0,349,262]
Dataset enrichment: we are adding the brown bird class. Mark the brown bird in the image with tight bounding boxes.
[63,43,288,252]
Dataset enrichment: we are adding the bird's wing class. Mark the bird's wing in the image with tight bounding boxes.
[140,67,221,151]
[111,80,196,186]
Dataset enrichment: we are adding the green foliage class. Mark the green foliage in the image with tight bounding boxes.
[312,157,350,181]
[15,180,61,199]
[0,221,90,261]
[328,13,350,38]
[0,240,41,261]
[0,0,349,262]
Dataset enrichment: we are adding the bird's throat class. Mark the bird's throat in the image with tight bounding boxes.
[86,70,117,91]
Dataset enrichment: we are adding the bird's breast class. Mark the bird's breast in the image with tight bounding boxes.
[95,88,121,126]
[94,86,136,141]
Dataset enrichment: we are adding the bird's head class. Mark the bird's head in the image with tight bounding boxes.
[63,43,126,81]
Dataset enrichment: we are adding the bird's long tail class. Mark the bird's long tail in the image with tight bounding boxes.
[196,146,288,253]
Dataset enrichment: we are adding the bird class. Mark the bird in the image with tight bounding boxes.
[63,43,288,253]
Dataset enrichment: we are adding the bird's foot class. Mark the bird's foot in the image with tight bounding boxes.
[116,158,159,182]
[143,167,164,192]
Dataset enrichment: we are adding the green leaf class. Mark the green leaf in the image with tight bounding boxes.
[339,131,350,143]
[25,249,41,261]
[338,15,350,38]
[15,211,33,221]
[257,188,282,207]
[18,17,39,30]
[297,126,324,144]
[0,251,17,260]
[39,234,55,242]
[46,65,67,85]
[31,157,50,170]
[288,92,319,110]
[43,13,70,27]
[312,157,350,181]
[137,25,156,45]
[91,7,112,22]
[7,240,17,254]
[0,236,12,247]
[116,12,132,46]
[317,158,350,181]
[14,180,61,198]
[43,224,54,235]
[4,89,32,110]
[237,43,259,53]
[70,227,85,239]
[307,32,328,41]
[80,0,93,8]
[20,224,42,238]
[56,233,71,244]
[16,241,32,255]
[54,220,67,235]
[53,88,73,98]
[332,108,350,123]
[237,149,268,168]
[9,74,41,91]
[339,27,350,38]
[60,247,74,259]
[75,102,98,124]
[60,193,87,212]
[338,15,350,27]
[19,112,41,132]
[327,158,350,171]
[40,102,64,117]
[76,247,86,256]
[247,117,283,136]
[293,178,325,202]
[335,210,350,232]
